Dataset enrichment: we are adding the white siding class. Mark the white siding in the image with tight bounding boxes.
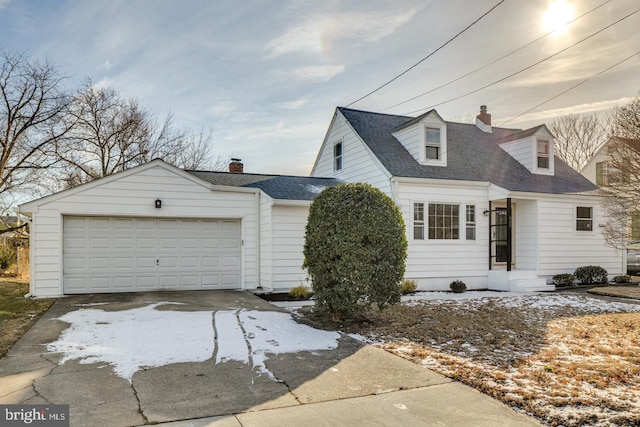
[500,138,534,172]
[271,205,310,290]
[396,181,490,290]
[312,111,392,195]
[514,199,538,270]
[24,164,259,297]
[258,194,274,290]
[393,126,421,161]
[537,197,623,279]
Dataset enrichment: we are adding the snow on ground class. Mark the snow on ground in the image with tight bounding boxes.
[47,302,339,382]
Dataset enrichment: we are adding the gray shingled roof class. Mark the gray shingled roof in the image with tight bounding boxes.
[187,170,342,201]
[339,107,598,194]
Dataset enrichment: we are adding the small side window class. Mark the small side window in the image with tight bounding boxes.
[466,205,476,240]
[413,203,425,240]
[333,142,342,171]
[576,206,593,231]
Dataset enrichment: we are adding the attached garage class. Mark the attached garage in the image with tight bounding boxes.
[20,159,341,298]
[63,216,242,293]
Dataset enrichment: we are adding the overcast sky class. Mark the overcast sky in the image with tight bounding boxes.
[1,0,638,175]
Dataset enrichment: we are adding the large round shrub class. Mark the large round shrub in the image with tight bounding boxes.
[302,183,407,319]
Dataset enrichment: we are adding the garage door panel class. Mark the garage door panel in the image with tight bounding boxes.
[89,257,110,269]
[136,257,157,268]
[63,216,242,294]
[181,257,199,268]
[88,277,110,290]
[113,277,134,289]
[65,257,86,270]
[136,238,156,249]
[114,238,134,249]
[113,257,133,269]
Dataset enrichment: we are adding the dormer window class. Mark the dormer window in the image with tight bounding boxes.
[537,140,549,169]
[425,127,441,160]
[333,142,343,171]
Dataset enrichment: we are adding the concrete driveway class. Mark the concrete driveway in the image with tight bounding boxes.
[0,291,542,427]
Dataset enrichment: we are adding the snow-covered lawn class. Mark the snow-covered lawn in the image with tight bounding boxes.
[47,302,339,382]
[301,292,640,427]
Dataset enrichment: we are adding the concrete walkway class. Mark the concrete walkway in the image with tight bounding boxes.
[0,291,542,427]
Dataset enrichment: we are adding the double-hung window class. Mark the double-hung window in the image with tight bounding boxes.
[576,206,593,231]
[425,127,441,160]
[537,140,549,169]
[428,203,459,239]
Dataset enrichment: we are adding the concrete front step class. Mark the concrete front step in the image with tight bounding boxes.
[510,278,555,292]
[488,270,555,292]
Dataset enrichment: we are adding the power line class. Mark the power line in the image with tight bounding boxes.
[344,0,506,107]
[382,0,612,112]
[405,7,639,115]
[498,49,640,126]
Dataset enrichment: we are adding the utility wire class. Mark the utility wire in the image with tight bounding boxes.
[498,49,640,126]
[383,0,612,112]
[405,8,639,115]
[345,0,506,107]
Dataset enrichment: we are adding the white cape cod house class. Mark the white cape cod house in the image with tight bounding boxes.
[310,106,623,291]
[20,106,624,297]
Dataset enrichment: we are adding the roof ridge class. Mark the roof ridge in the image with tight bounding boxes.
[185,169,339,180]
[338,106,412,120]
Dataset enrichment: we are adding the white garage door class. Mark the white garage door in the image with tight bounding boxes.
[63,216,242,294]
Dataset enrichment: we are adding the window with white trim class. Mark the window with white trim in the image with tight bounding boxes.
[429,203,459,240]
[333,142,342,171]
[537,140,549,169]
[466,205,476,240]
[413,203,425,240]
[425,127,441,160]
[576,206,593,231]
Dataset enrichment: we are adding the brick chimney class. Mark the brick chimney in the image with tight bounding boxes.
[476,105,492,133]
[229,158,243,173]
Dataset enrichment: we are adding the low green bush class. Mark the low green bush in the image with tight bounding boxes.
[574,265,608,285]
[613,275,631,284]
[400,279,418,295]
[449,280,467,293]
[552,273,575,287]
[288,285,312,300]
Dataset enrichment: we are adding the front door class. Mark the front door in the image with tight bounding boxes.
[490,202,514,269]
[493,208,509,263]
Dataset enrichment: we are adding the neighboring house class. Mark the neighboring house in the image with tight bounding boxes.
[310,106,624,291]
[581,136,640,187]
[20,106,625,298]
[581,136,640,241]
[19,159,340,297]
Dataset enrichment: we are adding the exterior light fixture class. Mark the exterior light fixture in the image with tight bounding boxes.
[155,199,162,209]
[483,209,490,216]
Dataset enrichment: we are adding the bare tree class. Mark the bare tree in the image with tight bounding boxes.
[55,81,223,188]
[172,127,227,171]
[549,113,608,171]
[0,50,72,207]
[598,95,640,248]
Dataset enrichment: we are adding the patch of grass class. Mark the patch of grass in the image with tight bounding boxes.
[0,279,55,357]
[299,295,640,426]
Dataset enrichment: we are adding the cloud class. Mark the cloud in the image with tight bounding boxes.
[505,96,635,125]
[291,65,345,82]
[0,0,10,9]
[101,60,112,70]
[92,77,116,89]
[278,98,308,109]
[265,8,418,58]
